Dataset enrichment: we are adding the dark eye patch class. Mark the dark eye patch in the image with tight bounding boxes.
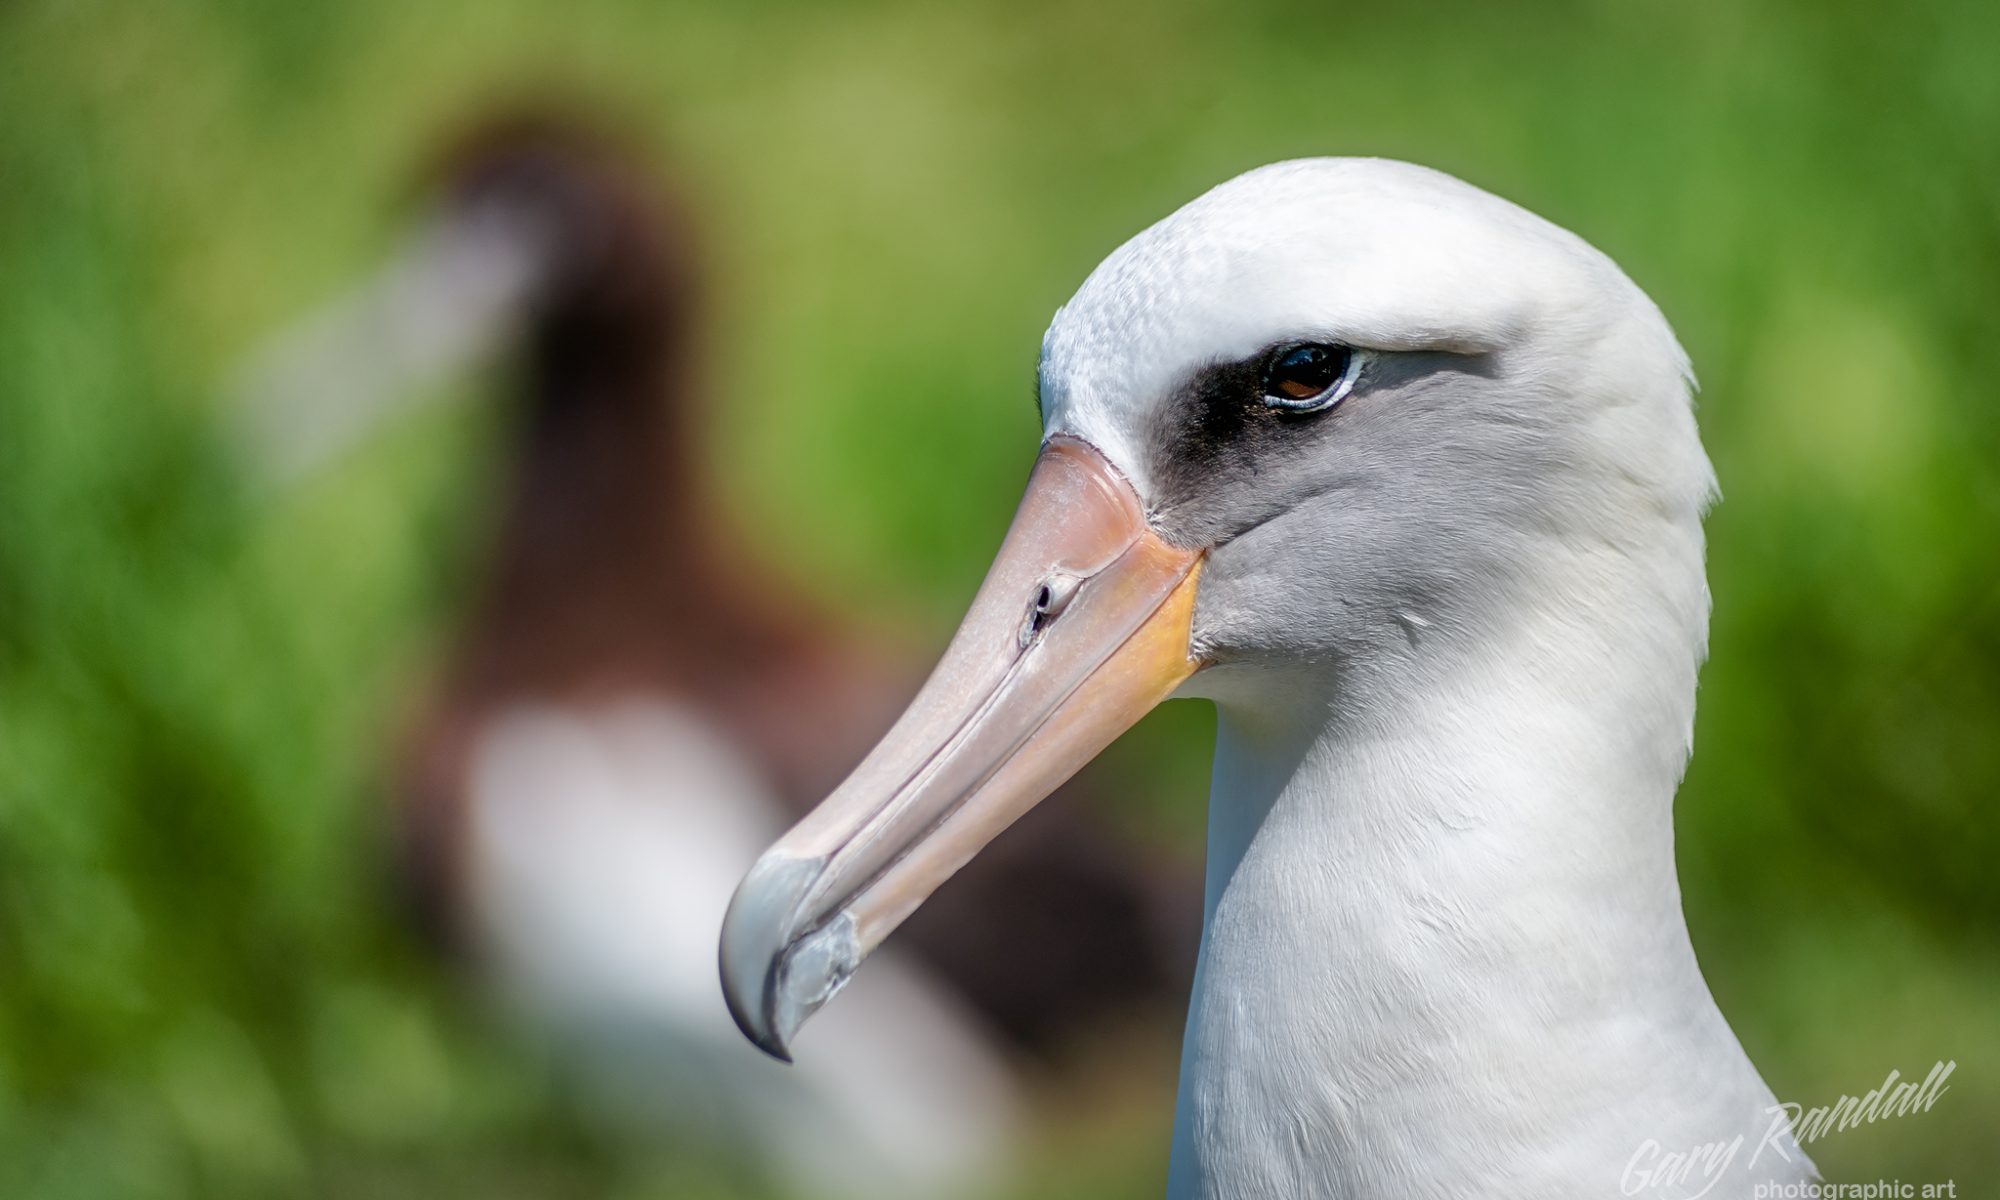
[1142,347,1504,549]
[1143,346,1350,525]
[1150,356,1270,474]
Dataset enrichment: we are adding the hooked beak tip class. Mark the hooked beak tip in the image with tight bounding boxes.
[719,850,848,1063]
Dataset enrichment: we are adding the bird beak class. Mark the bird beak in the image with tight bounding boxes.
[227,205,548,485]
[719,435,1203,1060]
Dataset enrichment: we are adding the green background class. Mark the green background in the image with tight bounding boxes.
[1,0,1994,1194]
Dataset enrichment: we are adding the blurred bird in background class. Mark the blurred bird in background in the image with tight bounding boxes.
[228,107,1199,1197]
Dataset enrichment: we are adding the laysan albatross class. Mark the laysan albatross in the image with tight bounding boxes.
[720,159,1817,1197]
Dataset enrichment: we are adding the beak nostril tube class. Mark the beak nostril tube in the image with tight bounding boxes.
[1021,574,1080,646]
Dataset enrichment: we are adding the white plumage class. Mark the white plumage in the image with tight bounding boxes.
[724,157,1819,1199]
[1040,159,1812,1198]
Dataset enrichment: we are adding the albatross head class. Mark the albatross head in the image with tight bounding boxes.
[721,157,1717,1060]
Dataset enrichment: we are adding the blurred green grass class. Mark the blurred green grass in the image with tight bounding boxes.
[1,0,1996,1194]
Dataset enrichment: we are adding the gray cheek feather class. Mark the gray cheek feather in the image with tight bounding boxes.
[1149,352,1598,683]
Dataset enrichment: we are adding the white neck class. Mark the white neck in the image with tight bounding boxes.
[1165,600,1813,1198]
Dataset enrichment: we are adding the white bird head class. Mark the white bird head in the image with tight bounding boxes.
[1045,158,1715,705]
[721,157,1716,1058]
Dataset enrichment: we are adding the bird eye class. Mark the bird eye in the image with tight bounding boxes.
[1261,343,1356,412]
